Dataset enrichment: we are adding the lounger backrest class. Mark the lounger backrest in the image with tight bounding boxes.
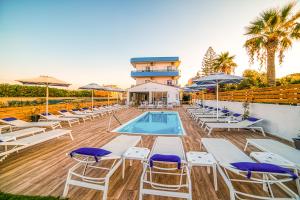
[1,118,29,126]
[150,137,186,161]
[202,138,253,165]
[102,135,141,156]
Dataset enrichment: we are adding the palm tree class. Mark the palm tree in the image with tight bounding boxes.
[244,2,300,86]
[213,52,237,74]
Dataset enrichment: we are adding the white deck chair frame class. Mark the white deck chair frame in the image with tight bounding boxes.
[0,118,62,130]
[63,135,141,200]
[58,110,91,122]
[139,137,192,200]
[39,113,80,127]
[204,118,265,136]
[201,138,299,200]
[0,129,73,162]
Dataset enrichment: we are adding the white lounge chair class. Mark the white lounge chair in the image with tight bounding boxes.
[71,109,98,119]
[80,108,101,118]
[0,129,73,162]
[63,135,141,200]
[139,137,192,200]
[156,101,164,109]
[0,127,45,142]
[244,138,300,194]
[198,113,242,128]
[58,110,91,122]
[167,102,173,110]
[39,113,80,127]
[201,138,299,200]
[204,117,265,136]
[0,117,61,130]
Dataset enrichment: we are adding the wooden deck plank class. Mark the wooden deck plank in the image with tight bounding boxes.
[0,107,297,199]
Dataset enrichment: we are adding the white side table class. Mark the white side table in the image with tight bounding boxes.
[186,151,218,191]
[0,125,12,134]
[250,151,300,194]
[122,147,150,179]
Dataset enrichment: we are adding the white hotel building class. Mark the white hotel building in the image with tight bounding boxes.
[127,57,181,106]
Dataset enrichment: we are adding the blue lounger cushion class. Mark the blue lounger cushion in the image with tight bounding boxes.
[60,110,68,113]
[2,117,17,121]
[233,113,241,117]
[246,117,260,122]
[150,154,181,169]
[231,162,298,179]
[72,109,79,111]
[70,147,111,162]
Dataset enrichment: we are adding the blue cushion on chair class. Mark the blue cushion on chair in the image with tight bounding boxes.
[60,110,68,113]
[72,109,79,111]
[231,162,298,179]
[2,117,17,121]
[41,112,51,116]
[233,113,241,117]
[150,154,181,169]
[246,117,260,122]
[70,147,111,162]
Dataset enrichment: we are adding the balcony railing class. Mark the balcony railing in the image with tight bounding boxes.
[131,70,180,77]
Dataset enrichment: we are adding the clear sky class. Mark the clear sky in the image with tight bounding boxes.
[0,0,299,89]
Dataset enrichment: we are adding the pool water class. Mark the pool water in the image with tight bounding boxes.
[113,111,185,135]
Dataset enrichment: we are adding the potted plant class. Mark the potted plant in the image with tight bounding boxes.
[242,101,250,119]
[30,107,41,122]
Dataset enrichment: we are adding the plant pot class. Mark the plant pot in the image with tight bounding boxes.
[30,115,40,122]
[292,138,300,150]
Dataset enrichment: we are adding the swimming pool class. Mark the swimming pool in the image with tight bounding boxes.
[112,111,185,135]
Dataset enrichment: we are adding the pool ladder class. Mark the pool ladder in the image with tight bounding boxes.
[107,113,122,132]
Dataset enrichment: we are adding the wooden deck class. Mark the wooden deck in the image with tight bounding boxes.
[0,107,297,200]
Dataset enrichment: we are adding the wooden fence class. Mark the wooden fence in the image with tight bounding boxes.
[0,100,117,121]
[192,84,300,105]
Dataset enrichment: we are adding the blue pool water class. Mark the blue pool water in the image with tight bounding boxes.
[113,111,185,135]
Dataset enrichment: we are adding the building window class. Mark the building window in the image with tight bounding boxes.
[167,80,172,85]
[145,66,151,71]
[167,66,172,71]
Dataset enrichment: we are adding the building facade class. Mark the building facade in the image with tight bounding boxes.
[130,57,180,86]
[127,57,181,106]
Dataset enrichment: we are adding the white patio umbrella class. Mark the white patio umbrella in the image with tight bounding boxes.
[79,83,107,110]
[194,73,243,119]
[16,75,71,116]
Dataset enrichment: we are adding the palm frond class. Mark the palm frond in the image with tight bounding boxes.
[280,2,295,22]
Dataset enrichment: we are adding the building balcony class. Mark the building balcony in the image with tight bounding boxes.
[131,70,180,77]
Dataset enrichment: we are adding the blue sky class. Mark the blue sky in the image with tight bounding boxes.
[0,0,299,88]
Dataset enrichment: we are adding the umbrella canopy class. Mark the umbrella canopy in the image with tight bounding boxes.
[16,75,71,87]
[16,75,70,115]
[194,73,243,84]
[79,83,108,110]
[194,73,243,119]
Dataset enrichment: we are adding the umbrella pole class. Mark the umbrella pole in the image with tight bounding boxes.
[107,92,109,106]
[216,81,219,120]
[46,85,49,116]
[92,89,94,111]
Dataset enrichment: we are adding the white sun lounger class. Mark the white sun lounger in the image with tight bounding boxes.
[0,117,61,130]
[201,138,299,200]
[198,113,242,128]
[0,129,73,162]
[244,138,300,194]
[58,110,91,122]
[139,137,192,200]
[0,127,46,142]
[40,113,80,127]
[63,135,141,200]
[204,117,265,136]
[71,109,98,119]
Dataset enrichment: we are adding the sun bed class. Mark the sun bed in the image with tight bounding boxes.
[80,108,101,118]
[244,138,300,194]
[0,129,73,162]
[201,138,299,199]
[204,117,265,136]
[192,109,230,122]
[0,127,45,142]
[39,113,80,127]
[198,113,242,128]
[156,101,164,109]
[139,137,192,200]
[71,109,98,119]
[166,102,173,110]
[63,135,141,200]
[0,117,61,130]
[58,110,91,122]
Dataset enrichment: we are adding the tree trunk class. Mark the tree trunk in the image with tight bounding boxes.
[266,48,276,86]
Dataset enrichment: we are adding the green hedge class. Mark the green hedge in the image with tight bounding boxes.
[0,192,66,200]
[0,84,91,97]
